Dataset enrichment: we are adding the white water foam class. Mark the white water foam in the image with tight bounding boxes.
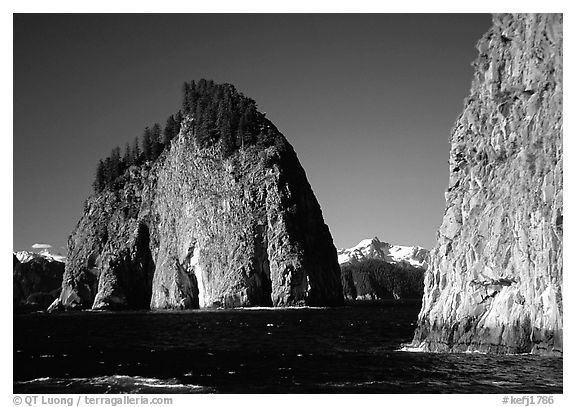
[15,375,210,392]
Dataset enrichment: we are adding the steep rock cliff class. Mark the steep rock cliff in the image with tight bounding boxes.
[411,14,562,355]
[51,84,343,311]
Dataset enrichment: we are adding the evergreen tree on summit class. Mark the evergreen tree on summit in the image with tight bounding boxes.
[93,159,106,192]
[110,146,122,182]
[151,123,163,160]
[142,127,153,161]
[123,142,133,168]
[132,137,141,165]
[164,114,180,145]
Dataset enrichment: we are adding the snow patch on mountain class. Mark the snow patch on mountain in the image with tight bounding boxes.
[15,249,66,264]
[337,237,428,269]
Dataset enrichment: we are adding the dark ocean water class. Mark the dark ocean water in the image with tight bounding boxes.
[14,302,562,393]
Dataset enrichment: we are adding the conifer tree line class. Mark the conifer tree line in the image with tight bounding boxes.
[92,115,182,192]
[93,79,277,193]
[181,79,271,156]
[340,259,425,300]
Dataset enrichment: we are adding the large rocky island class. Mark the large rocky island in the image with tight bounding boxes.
[411,14,562,355]
[50,81,343,311]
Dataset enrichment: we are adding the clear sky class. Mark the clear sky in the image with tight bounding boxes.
[13,13,492,254]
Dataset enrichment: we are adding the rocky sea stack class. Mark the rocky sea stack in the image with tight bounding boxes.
[50,80,343,311]
[412,14,562,355]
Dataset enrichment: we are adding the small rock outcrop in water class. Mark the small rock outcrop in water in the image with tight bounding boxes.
[14,251,65,311]
[411,14,562,355]
[338,238,428,301]
[51,81,343,311]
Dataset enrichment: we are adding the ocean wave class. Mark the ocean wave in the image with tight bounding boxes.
[234,306,330,311]
[464,349,488,355]
[396,343,428,353]
[15,375,211,393]
[17,377,52,383]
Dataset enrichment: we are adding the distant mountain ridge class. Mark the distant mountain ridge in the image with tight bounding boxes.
[15,249,66,264]
[337,237,429,269]
[337,237,428,301]
[13,250,65,312]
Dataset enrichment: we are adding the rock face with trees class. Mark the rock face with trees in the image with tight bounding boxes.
[411,14,563,355]
[51,80,343,311]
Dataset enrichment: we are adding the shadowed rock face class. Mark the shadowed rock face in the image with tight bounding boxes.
[412,14,562,355]
[52,89,343,311]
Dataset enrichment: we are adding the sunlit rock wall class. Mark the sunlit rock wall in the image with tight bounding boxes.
[412,13,562,355]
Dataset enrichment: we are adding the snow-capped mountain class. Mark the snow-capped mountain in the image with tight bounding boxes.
[14,249,66,264]
[337,237,429,269]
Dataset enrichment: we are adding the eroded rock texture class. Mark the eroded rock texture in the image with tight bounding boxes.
[412,14,562,355]
[52,91,343,311]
